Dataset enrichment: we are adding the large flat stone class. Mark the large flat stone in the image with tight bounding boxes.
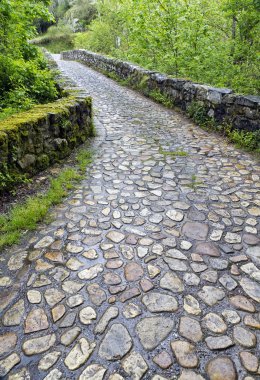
[239,277,260,302]
[195,242,220,257]
[44,288,65,307]
[0,332,17,356]
[160,272,184,292]
[182,222,209,240]
[98,324,132,360]
[246,246,260,266]
[79,364,107,380]
[106,231,125,243]
[64,338,95,370]
[0,353,20,377]
[198,286,225,306]
[121,351,148,380]
[171,341,198,368]
[179,317,203,342]
[136,316,174,350]
[206,357,237,380]
[78,264,104,280]
[205,336,234,350]
[2,300,25,326]
[24,308,49,333]
[22,334,56,356]
[142,292,178,312]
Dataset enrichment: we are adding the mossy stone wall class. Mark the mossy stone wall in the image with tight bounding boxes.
[62,49,260,133]
[0,69,93,182]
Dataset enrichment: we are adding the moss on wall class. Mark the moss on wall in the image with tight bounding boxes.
[0,78,93,194]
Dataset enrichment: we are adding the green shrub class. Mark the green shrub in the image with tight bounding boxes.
[0,51,59,119]
[228,129,260,152]
[33,24,75,53]
[148,90,173,107]
[0,164,31,194]
[75,21,116,54]
[187,101,215,129]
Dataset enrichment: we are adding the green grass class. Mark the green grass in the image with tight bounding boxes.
[227,128,260,155]
[159,146,188,157]
[76,149,93,173]
[185,174,204,191]
[32,30,75,54]
[0,147,93,250]
[37,39,74,54]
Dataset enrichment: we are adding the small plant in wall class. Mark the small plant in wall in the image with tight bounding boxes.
[187,101,216,129]
[148,90,173,108]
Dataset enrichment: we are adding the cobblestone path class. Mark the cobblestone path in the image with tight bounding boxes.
[0,55,260,380]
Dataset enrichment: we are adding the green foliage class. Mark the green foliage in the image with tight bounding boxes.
[228,129,260,152]
[187,101,215,129]
[148,90,173,107]
[187,102,260,154]
[0,147,93,250]
[74,0,259,95]
[75,21,117,54]
[50,0,98,32]
[33,24,75,53]
[0,0,58,119]
[76,149,93,173]
[0,165,31,194]
[64,0,97,30]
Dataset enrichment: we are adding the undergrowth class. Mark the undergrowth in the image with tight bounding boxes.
[0,147,93,250]
[32,25,75,54]
[148,90,172,108]
[188,101,260,155]
[0,164,31,195]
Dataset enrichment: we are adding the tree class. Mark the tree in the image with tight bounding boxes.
[82,0,259,94]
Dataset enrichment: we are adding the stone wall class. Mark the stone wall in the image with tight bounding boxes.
[62,49,260,132]
[0,59,93,181]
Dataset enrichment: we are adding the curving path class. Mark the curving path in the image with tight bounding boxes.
[0,54,260,380]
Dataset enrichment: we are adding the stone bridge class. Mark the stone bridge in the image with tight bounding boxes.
[0,54,259,380]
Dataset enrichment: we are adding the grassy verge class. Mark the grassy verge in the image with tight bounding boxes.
[0,148,93,250]
[32,27,75,54]
[36,38,74,54]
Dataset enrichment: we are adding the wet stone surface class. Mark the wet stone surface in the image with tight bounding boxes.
[0,55,259,379]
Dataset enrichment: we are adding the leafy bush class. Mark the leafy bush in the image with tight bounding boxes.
[75,21,117,55]
[228,129,260,152]
[0,0,59,119]
[0,53,58,117]
[63,0,97,31]
[73,0,259,95]
[187,101,215,128]
[32,24,75,53]
[0,164,30,194]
